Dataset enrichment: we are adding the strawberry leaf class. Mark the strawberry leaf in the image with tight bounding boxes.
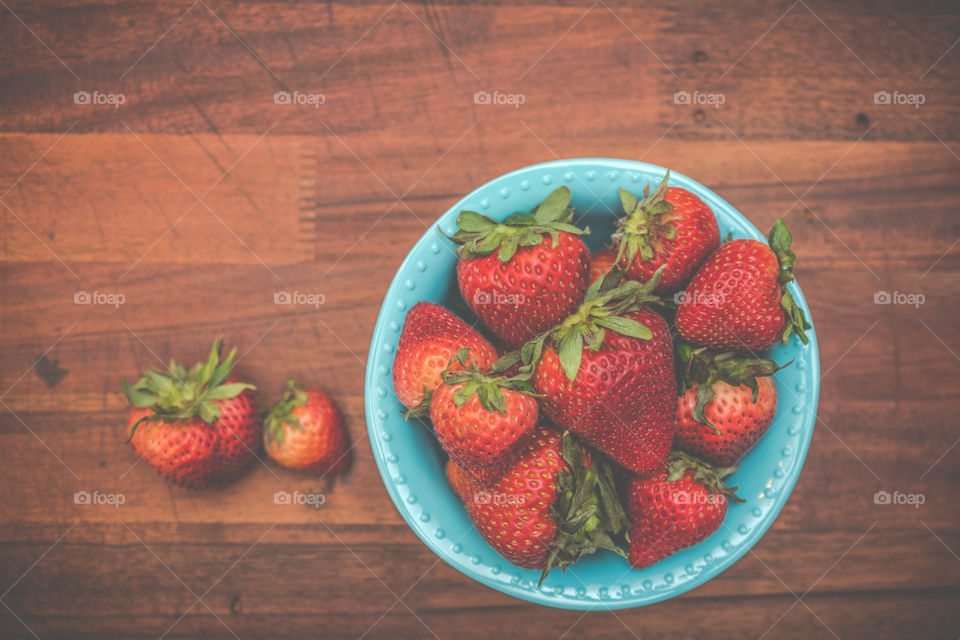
[205,382,255,400]
[533,186,572,223]
[593,315,652,340]
[619,188,638,214]
[198,401,219,424]
[557,328,584,382]
[457,210,497,232]
[692,383,719,432]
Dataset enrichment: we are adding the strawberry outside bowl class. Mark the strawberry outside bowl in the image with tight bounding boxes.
[364,158,819,609]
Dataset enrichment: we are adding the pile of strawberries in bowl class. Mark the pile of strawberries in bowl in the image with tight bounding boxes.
[368,159,819,607]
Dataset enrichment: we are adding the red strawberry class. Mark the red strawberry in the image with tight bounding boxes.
[123,341,260,489]
[589,247,618,284]
[676,219,810,351]
[678,378,777,467]
[626,452,742,569]
[526,273,677,475]
[451,187,591,348]
[393,302,498,410]
[614,171,720,293]
[430,349,539,483]
[445,458,475,503]
[263,379,351,474]
[447,427,628,582]
[673,341,782,466]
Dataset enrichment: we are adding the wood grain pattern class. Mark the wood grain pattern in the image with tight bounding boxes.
[1,1,959,638]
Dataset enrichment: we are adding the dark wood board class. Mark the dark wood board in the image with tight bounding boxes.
[1,1,959,638]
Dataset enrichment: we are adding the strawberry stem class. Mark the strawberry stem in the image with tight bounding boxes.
[122,339,254,438]
[613,171,680,266]
[540,432,629,585]
[440,348,540,415]
[667,451,745,504]
[263,378,308,445]
[518,266,666,382]
[674,339,787,430]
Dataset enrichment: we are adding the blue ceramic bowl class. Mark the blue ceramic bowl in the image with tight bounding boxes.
[364,159,819,609]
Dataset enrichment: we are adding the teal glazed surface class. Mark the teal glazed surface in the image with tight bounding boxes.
[364,159,820,609]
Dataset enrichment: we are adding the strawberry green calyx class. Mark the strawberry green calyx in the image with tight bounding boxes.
[263,378,308,445]
[440,348,539,415]
[667,451,744,504]
[447,186,589,261]
[541,432,629,585]
[520,265,666,381]
[402,389,433,421]
[768,219,811,345]
[613,171,680,265]
[675,339,787,430]
[122,339,254,438]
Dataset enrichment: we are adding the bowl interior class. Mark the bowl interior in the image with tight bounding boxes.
[365,159,819,609]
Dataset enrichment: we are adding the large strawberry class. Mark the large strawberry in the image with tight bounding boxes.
[263,379,351,475]
[393,302,498,410]
[676,219,810,351]
[431,349,539,484]
[525,270,677,475]
[626,451,742,569]
[122,340,260,489]
[446,427,628,583]
[674,341,783,466]
[451,186,591,348]
[613,171,720,293]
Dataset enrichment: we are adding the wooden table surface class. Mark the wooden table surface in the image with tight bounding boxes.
[2,1,959,638]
